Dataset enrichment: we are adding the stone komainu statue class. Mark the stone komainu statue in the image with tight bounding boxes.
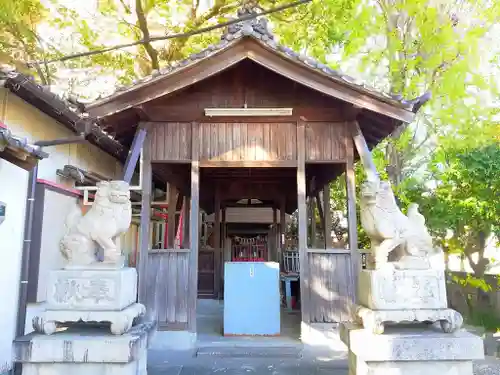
[359,179,439,269]
[60,180,132,266]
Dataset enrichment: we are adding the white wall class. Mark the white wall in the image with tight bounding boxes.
[36,190,79,301]
[0,89,124,369]
[0,159,28,374]
[1,89,122,184]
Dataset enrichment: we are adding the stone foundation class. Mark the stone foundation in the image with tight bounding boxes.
[340,323,484,375]
[14,321,155,375]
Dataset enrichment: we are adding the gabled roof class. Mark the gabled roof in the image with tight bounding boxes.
[86,7,430,122]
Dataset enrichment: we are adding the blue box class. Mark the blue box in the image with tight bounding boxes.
[223,262,280,336]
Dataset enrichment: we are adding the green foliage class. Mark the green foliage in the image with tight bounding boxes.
[0,0,50,80]
[403,142,500,276]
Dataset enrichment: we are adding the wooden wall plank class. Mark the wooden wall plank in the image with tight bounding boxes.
[146,251,190,326]
[195,123,297,162]
[305,122,347,161]
[307,253,352,323]
[149,122,192,161]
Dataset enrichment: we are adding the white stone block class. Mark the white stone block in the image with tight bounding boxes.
[14,322,154,375]
[46,267,137,311]
[33,303,145,335]
[358,268,447,310]
[340,323,484,375]
[356,306,463,334]
[349,351,474,375]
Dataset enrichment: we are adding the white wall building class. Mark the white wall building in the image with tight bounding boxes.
[0,74,123,375]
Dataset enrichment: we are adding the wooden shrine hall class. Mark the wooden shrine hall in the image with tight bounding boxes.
[84,7,429,340]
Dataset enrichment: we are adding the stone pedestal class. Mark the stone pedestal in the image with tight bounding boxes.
[340,323,484,375]
[14,321,155,375]
[33,267,145,335]
[355,268,463,334]
[358,268,447,310]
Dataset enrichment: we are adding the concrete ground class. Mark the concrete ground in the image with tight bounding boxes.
[147,299,500,375]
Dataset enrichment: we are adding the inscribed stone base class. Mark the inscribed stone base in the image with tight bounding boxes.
[355,306,463,334]
[358,268,447,310]
[46,267,137,311]
[340,323,484,375]
[14,322,155,375]
[33,303,146,335]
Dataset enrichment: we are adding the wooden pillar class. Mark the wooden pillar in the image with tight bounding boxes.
[182,196,190,248]
[297,119,310,324]
[309,198,316,247]
[346,136,359,300]
[138,129,152,306]
[214,188,221,298]
[167,183,178,247]
[122,127,146,184]
[188,123,200,332]
[272,207,277,261]
[280,197,286,253]
[352,121,379,183]
[221,207,226,294]
[315,192,325,237]
[323,186,332,248]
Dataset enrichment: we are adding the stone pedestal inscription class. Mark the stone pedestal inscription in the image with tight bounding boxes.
[358,268,447,310]
[47,267,137,311]
[34,267,144,335]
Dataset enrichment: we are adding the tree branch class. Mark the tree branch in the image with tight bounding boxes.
[135,0,159,71]
[27,0,312,66]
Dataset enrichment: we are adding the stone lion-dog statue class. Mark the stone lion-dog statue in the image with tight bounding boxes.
[60,180,132,267]
[359,179,439,270]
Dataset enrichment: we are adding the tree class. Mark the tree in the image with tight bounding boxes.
[404,140,500,274]
[0,0,52,84]
[279,0,500,188]
[0,0,306,96]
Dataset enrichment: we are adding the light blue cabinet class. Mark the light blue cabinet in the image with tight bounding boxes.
[223,262,280,336]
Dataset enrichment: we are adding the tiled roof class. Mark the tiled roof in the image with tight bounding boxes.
[0,66,126,159]
[96,7,429,113]
[0,127,48,160]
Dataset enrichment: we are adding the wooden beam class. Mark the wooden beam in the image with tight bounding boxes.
[167,184,178,247]
[323,186,333,248]
[199,160,297,168]
[346,136,359,300]
[297,119,310,324]
[137,129,152,308]
[188,122,200,332]
[351,120,379,183]
[122,126,146,183]
[315,191,324,235]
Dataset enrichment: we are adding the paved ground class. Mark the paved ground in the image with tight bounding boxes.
[148,350,500,375]
[146,300,500,375]
[148,349,349,375]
